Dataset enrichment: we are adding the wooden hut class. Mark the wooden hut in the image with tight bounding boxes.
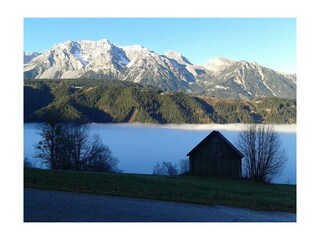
[187,131,243,178]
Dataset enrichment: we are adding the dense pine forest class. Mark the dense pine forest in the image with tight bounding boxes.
[24,79,296,124]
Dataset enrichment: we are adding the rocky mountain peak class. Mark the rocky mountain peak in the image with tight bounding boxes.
[24,52,40,64]
[204,57,234,73]
[165,50,192,65]
[24,39,296,100]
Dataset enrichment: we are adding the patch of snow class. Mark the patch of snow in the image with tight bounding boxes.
[117,54,129,66]
[81,55,89,61]
[122,45,145,50]
[233,76,244,86]
[264,84,277,97]
[133,72,143,83]
[215,85,230,90]
[261,81,277,97]
[257,66,265,80]
[73,51,89,67]
[204,57,234,73]
[126,60,135,68]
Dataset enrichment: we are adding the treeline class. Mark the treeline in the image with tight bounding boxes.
[24,79,296,124]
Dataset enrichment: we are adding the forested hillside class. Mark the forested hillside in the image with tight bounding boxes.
[24,79,296,124]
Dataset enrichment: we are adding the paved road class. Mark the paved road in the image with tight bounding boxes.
[24,188,296,222]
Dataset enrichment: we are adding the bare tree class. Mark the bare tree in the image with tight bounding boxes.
[179,158,189,174]
[153,161,178,176]
[35,118,118,172]
[34,120,63,169]
[83,135,118,172]
[237,124,287,183]
[56,125,74,170]
[152,162,162,175]
[69,124,89,170]
[24,157,33,168]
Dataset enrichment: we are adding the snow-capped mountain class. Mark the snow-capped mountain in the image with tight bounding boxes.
[201,59,296,99]
[120,46,195,92]
[24,39,296,100]
[24,39,128,79]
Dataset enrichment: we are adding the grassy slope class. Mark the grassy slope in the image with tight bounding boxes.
[24,168,296,213]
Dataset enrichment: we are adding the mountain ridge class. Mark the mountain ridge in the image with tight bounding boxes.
[24,39,296,100]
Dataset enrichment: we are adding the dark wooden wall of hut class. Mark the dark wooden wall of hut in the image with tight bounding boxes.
[189,134,242,178]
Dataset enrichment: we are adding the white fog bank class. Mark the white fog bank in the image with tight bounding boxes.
[24,123,296,184]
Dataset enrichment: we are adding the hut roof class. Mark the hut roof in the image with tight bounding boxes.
[186,130,244,158]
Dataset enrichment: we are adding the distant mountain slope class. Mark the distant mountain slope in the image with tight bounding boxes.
[24,52,40,64]
[201,60,296,100]
[24,79,296,124]
[24,39,296,100]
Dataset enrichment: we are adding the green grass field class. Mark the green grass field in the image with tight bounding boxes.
[24,168,296,213]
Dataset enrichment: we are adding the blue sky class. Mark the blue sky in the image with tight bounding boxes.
[24,18,296,73]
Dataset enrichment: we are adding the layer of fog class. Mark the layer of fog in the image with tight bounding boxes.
[24,123,296,184]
